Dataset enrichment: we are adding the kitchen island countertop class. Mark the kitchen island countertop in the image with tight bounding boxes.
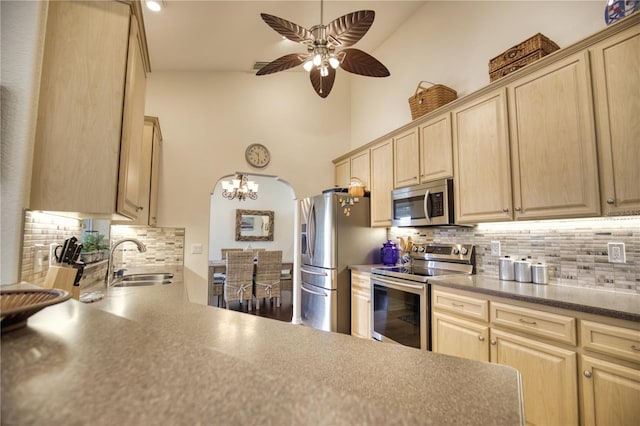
[1,270,524,425]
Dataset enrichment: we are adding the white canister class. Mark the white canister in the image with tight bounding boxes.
[531,263,549,285]
[514,258,532,283]
[498,256,515,281]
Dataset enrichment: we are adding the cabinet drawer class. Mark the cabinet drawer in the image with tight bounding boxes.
[491,302,576,345]
[432,289,489,322]
[351,271,371,291]
[581,320,640,363]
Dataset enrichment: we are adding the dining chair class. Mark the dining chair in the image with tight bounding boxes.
[253,250,282,310]
[223,251,254,311]
[220,248,243,260]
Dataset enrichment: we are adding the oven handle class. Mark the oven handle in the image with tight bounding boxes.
[371,276,425,292]
[301,285,328,297]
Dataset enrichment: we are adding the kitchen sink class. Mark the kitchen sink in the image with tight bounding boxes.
[112,273,174,287]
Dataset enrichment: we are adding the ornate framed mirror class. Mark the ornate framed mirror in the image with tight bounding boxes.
[235,209,274,241]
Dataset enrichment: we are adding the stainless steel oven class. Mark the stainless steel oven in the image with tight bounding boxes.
[371,243,475,351]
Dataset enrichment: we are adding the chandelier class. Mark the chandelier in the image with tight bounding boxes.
[221,174,258,201]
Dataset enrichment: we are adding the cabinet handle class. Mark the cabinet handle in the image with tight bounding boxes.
[518,318,537,325]
[583,370,592,378]
[502,208,509,213]
[607,198,615,205]
[515,207,521,211]
[136,206,144,211]
[490,339,497,345]
[631,345,640,352]
[451,302,465,308]
[478,335,485,342]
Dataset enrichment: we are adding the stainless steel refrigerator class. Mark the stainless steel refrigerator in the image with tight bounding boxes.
[300,189,386,334]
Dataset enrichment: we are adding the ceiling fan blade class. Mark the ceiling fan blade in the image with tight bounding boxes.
[256,53,305,76]
[260,13,314,45]
[309,67,336,98]
[339,48,390,77]
[327,10,375,48]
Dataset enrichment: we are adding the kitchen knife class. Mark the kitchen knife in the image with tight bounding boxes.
[61,237,78,264]
[71,243,83,264]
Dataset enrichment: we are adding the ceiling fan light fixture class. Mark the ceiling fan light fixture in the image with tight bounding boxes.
[320,66,329,77]
[303,60,314,72]
[145,0,162,12]
[313,54,322,66]
[329,56,340,69]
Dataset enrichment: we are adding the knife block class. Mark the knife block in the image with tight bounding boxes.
[43,266,80,300]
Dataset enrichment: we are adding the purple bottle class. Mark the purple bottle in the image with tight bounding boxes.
[380,240,399,266]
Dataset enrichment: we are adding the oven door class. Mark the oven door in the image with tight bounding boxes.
[371,275,429,350]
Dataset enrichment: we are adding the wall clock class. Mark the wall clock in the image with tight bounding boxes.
[245,143,271,168]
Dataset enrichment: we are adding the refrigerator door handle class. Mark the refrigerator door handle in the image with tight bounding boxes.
[308,200,316,259]
[300,267,328,276]
[301,285,328,297]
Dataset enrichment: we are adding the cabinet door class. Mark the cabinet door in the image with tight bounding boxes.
[351,271,371,339]
[370,139,393,227]
[452,89,512,223]
[148,118,162,227]
[419,114,453,182]
[581,355,640,426]
[350,150,370,189]
[508,51,600,220]
[334,158,349,188]
[117,14,148,219]
[491,328,579,426]
[432,311,489,362]
[393,127,420,188]
[30,1,130,213]
[591,25,640,216]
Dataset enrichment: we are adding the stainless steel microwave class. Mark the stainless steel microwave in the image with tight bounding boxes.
[391,178,454,227]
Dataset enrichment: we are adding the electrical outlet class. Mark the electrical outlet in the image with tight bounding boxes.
[607,242,626,264]
[34,244,46,273]
[191,243,203,255]
[491,241,501,256]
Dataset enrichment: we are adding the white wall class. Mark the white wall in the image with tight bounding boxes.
[0,1,48,285]
[144,71,351,300]
[209,175,296,262]
[349,0,606,148]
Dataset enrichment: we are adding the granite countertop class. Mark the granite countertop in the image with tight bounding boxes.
[1,270,524,426]
[428,275,640,323]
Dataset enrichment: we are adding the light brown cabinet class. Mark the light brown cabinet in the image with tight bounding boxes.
[590,23,640,216]
[419,114,453,182]
[432,311,489,361]
[334,158,350,189]
[30,1,150,218]
[393,127,420,188]
[452,89,512,223]
[147,117,163,227]
[350,150,370,190]
[507,51,600,220]
[369,139,393,227]
[351,271,371,339]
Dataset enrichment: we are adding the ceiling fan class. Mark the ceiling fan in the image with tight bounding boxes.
[256,0,390,98]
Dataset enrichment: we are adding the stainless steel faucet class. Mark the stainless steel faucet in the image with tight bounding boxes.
[105,238,147,287]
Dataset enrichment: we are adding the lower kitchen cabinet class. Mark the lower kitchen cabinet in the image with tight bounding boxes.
[432,311,489,362]
[490,328,579,426]
[580,355,640,426]
[431,286,640,426]
[351,271,371,340]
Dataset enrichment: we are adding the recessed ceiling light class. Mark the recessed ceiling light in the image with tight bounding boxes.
[146,0,162,12]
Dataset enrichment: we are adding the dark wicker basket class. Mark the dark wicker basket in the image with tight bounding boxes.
[408,81,457,120]
[489,33,560,81]
[1,288,71,332]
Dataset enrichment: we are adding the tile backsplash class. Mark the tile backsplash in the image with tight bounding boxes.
[20,211,184,286]
[388,217,640,294]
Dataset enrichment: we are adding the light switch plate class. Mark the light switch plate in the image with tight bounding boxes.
[607,242,626,264]
[491,241,501,256]
[191,243,203,255]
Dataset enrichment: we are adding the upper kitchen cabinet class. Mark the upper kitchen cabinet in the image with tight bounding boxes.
[147,117,163,227]
[393,127,420,188]
[334,158,350,189]
[30,1,150,218]
[419,114,453,182]
[507,51,600,220]
[452,89,512,224]
[590,23,640,216]
[369,139,394,227]
[350,150,370,190]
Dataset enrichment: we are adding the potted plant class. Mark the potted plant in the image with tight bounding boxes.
[81,232,109,263]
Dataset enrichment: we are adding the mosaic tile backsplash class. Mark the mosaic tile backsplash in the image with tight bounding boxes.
[388,217,640,294]
[20,211,184,286]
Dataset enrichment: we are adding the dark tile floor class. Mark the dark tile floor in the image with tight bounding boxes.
[220,290,293,323]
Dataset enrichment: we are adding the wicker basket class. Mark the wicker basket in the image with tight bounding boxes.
[489,50,549,82]
[408,81,457,120]
[488,33,560,81]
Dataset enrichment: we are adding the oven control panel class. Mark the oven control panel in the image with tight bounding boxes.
[411,243,474,263]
